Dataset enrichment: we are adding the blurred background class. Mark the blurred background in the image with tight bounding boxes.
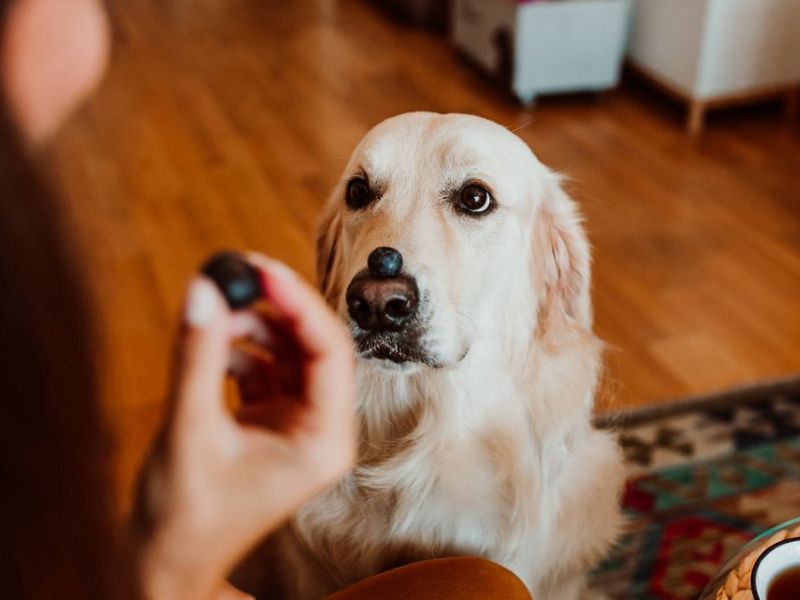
[44,0,799,498]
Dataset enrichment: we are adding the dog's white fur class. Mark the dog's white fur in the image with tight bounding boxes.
[274,113,623,599]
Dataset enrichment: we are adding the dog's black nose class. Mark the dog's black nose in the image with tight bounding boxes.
[346,272,418,332]
[368,247,403,279]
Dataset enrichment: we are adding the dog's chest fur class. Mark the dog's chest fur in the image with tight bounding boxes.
[289,362,550,588]
[269,342,623,600]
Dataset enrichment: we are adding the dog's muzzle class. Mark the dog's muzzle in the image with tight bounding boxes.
[345,247,428,364]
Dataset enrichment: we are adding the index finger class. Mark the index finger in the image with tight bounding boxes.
[245,253,355,473]
[245,253,352,361]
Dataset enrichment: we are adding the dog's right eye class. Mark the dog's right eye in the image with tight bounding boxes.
[346,178,374,209]
[458,183,493,215]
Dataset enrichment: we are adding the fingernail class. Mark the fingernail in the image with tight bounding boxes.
[185,278,220,328]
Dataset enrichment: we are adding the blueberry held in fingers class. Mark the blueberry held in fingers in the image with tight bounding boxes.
[201,251,264,309]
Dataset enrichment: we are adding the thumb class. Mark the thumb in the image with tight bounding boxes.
[172,277,231,426]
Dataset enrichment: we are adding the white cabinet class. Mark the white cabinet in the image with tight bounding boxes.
[452,0,631,105]
[628,0,800,133]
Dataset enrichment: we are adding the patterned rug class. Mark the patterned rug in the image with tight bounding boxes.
[589,377,800,600]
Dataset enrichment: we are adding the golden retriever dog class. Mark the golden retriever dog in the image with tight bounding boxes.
[265,112,624,600]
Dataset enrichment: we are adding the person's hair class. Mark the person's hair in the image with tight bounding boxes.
[0,2,136,596]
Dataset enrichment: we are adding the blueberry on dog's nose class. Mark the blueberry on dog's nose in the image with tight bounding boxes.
[368,247,403,278]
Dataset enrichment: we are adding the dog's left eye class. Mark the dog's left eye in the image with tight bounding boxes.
[458,184,493,214]
[346,177,375,210]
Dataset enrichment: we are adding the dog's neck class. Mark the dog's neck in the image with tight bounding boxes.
[353,332,600,465]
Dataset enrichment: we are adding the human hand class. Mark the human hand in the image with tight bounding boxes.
[132,254,355,600]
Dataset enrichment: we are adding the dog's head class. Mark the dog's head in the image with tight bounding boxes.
[317,113,591,373]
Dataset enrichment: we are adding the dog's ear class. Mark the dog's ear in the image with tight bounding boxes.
[532,175,592,338]
[315,197,343,304]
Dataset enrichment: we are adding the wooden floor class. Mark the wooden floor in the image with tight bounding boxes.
[46,0,800,498]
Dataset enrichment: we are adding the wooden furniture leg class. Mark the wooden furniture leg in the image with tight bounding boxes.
[785,86,799,121]
[688,100,706,136]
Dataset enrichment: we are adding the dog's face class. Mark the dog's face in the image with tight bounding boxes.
[317,113,591,373]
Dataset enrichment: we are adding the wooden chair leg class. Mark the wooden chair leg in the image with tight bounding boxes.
[687,100,705,136]
[785,87,799,121]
